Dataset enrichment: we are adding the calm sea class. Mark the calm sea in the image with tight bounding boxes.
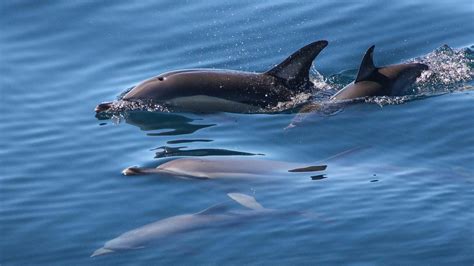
[1,0,473,265]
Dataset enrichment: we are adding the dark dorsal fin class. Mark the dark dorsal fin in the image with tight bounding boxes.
[265,40,328,89]
[355,45,378,83]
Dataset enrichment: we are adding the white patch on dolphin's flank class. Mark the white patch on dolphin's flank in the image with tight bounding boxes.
[166,95,262,113]
[270,92,312,112]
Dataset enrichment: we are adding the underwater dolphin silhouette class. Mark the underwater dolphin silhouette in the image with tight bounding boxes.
[331,45,429,101]
[122,157,327,180]
[95,40,328,113]
[91,193,304,257]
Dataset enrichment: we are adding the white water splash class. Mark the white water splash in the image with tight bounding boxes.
[270,92,312,112]
[362,45,473,106]
[412,45,474,85]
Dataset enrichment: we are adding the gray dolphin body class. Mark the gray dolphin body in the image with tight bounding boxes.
[122,157,327,180]
[91,193,296,257]
[95,40,328,113]
[331,46,428,101]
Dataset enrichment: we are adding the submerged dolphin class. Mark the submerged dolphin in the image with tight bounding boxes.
[331,45,428,101]
[122,157,327,180]
[91,193,302,257]
[95,40,328,113]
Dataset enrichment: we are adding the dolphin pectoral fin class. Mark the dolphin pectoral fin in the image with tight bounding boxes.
[288,165,327,172]
[265,40,328,89]
[355,45,378,83]
[91,247,115,257]
[311,174,327,180]
[195,203,229,215]
[227,193,265,210]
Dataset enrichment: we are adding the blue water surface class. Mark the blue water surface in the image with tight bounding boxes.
[1,0,473,265]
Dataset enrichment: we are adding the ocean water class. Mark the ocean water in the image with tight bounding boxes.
[1,0,473,265]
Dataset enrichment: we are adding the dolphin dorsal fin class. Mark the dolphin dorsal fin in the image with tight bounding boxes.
[265,40,328,89]
[196,203,228,215]
[228,193,264,210]
[355,45,378,83]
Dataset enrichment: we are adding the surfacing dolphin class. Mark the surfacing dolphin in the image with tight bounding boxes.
[122,157,327,180]
[95,40,328,113]
[331,45,429,101]
[91,193,305,257]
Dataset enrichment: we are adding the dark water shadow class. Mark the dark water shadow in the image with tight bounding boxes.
[166,139,213,144]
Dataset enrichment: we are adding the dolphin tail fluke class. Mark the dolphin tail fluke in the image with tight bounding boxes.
[265,40,328,89]
[228,193,265,210]
[91,247,115,257]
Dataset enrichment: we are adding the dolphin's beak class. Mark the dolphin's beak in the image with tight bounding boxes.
[95,102,113,113]
[122,166,142,176]
[91,247,115,257]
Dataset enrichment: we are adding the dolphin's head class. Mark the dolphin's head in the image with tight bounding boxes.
[122,166,143,176]
[121,76,167,102]
[94,102,113,113]
[94,73,176,113]
[121,70,197,104]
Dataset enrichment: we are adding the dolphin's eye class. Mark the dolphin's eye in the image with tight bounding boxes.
[157,77,164,81]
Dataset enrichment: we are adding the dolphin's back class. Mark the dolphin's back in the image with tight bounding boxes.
[331,46,428,100]
[103,213,232,251]
[157,157,288,179]
[331,80,385,100]
[123,70,291,108]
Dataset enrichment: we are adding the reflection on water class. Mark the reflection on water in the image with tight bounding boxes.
[153,146,263,158]
[123,111,215,136]
[166,139,213,144]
